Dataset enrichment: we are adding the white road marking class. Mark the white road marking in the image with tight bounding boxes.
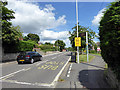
[0,67,31,80]
[0,69,25,80]
[68,71,70,74]
[51,56,71,87]
[52,57,57,59]
[67,74,70,77]
[67,63,73,78]
[1,80,51,87]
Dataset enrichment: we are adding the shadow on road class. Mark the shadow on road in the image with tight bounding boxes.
[78,69,112,89]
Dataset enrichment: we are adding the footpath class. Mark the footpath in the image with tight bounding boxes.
[55,55,111,89]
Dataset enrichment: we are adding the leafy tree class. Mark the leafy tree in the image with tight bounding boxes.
[23,36,29,41]
[44,42,53,45]
[99,2,120,80]
[55,40,66,52]
[1,1,22,52]
[69,24,97,51]
[25,33,40,43]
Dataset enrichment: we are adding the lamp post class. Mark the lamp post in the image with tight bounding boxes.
[76,0,79,64]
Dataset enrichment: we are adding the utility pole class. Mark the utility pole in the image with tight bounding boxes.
[76,0,79,64]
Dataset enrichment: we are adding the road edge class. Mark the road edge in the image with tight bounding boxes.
[50,56,71,87]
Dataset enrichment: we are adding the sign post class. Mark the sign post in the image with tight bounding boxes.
[86,32,89,62]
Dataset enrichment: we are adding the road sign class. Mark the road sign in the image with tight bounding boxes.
[75,37,81,47]
[97,47,100,51]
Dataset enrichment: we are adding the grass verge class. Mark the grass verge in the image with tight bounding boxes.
[91,53,101,56]
[77,54,95,63]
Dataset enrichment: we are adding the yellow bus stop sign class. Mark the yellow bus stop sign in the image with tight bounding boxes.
[75,37,81,47]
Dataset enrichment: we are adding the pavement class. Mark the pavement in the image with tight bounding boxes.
[55,55,111,89]
[0,52,71,88]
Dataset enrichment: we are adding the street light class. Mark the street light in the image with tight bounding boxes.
[76,0,79,64]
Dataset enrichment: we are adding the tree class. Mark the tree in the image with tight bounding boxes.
[69,24,97,51]
[99,2,120,80]
[55,40,66,52]
[44,42,53,45]
[24,33,40,43]
[1,1,22,52]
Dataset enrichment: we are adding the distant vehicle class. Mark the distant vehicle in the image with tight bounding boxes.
[17,51,42,64]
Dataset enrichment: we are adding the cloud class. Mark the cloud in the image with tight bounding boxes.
[7,0,66,33]
[40,30,71,47]
[41,30,69,40]
[92,8,106,26]
[6,0,71,47]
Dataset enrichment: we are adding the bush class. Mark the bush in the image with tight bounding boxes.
[99,2,120,80]
[18,40,36,52]
[38,45,57,51]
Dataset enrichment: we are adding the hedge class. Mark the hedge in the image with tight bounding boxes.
[99,2,120,80]
[18,40,36,52]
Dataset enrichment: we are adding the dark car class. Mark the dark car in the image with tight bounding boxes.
[17,51,42,64]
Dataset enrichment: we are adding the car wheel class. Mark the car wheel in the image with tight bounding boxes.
[40,57,43,61]
[30,58,34,64]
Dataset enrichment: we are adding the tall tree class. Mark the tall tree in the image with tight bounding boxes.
[1,1,22,53]
[55,40,66,52]
[26,33,40,43]
[69,24,97,50]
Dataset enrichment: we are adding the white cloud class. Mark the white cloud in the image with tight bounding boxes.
[6,0,71,47]
[92,8,106,26]
[40,30,71,47]
[7,0,66,33]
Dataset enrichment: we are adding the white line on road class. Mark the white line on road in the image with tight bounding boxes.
[1,80,51,87]
[67,63,73,78]
[52,57,57,59]
[51,56,71,87]
[0,68,31,80]
[0,69,25,80]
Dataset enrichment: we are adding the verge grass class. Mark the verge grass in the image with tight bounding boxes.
[77,54,95,63]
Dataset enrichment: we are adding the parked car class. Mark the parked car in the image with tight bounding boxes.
[17,51,42,64]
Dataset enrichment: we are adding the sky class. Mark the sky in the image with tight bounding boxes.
[6,0,114,47]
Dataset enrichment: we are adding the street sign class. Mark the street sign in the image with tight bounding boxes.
[97,47,100,51]
[75,37,81,47]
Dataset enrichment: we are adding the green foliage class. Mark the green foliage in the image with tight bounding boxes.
[89,50,97,54]
[69,24,97,50]
[99,2,120,80]
[66,47,74,51]
[44,42,53,45]
[24,33,40,43]
[55,40,66,52]
[38,44,57,52]
[1,1,23,53]
[18,40,36,51]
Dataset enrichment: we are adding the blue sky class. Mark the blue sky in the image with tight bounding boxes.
[7,0,112,47]
[38,2,111,42]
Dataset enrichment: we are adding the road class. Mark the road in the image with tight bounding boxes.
[0,52,71,88]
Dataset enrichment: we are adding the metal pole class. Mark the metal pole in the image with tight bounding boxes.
[76,0,79,64]
[86,32,89,62]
